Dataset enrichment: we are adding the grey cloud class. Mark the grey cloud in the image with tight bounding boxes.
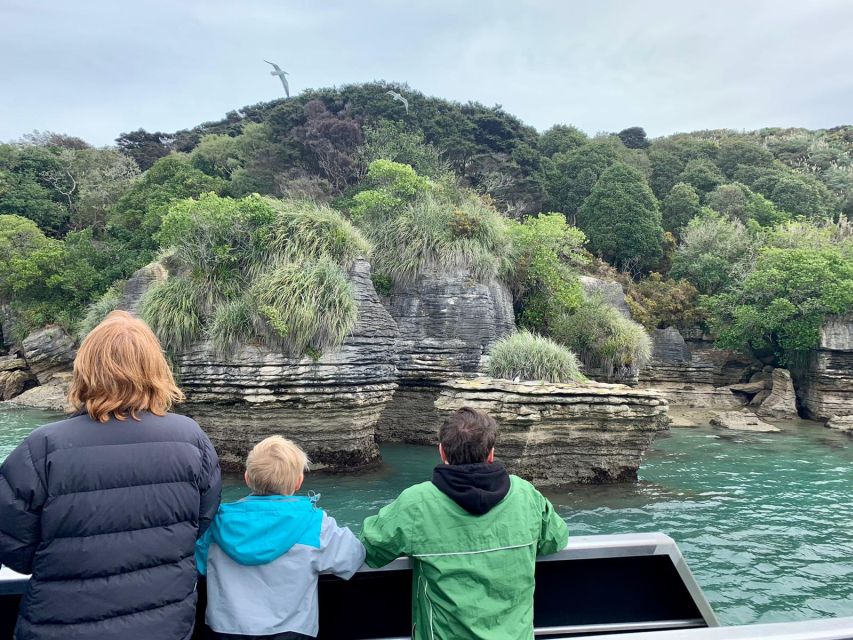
[0,0,850,146]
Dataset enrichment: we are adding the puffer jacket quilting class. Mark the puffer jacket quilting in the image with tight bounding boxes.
[0,411,221,640]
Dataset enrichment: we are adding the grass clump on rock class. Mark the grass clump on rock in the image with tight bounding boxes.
[487,331,585,384]
[139,193,367,358]
[77,284,122,340]
[354,160,512,285]
[553,295,652,377]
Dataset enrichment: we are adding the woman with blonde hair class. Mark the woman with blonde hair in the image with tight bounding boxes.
[0,310,221,640]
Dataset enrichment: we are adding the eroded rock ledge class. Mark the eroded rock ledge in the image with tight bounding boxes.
[433,377,670,486]
[177,259,399,472]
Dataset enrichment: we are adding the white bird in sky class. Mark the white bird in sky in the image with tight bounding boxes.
[264,60,290,98]
[386,90,409,113]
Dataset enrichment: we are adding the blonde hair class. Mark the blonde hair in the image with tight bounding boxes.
[68,310,184,423]
[245,436,309,496]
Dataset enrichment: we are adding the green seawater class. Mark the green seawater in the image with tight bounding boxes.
[2,406,852,626]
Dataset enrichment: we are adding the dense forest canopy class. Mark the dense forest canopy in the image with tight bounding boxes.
[1,81,851,367]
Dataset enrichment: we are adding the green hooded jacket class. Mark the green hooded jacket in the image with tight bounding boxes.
[360,469,569,640]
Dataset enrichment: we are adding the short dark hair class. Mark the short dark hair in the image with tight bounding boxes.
[439,407,498,465]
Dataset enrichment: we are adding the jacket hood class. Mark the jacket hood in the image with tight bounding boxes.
[202,495,323,568]
[432,461,511,515]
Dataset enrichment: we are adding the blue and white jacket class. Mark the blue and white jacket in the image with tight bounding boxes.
[195,495,365,637]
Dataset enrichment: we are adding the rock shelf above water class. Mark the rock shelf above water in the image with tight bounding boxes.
[177,259,400,472]
[433,376,670,486]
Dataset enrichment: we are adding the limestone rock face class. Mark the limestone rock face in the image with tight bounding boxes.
[711,410,780,432]
[826,415,853,433]
[0,357,36,400]
[177,259,399,472]
[9,372,71,412]
[755,368,798,419]
[434,377,670,486]
[118,262,168,314]
[388,266,515,381]
[796,315,853,421]
[640,326,760,408]
[377,266,515,442]
[22,326,76,384]
[579,275,631,318]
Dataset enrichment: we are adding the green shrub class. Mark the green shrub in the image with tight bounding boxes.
[626,274,705,332]
[705,246,853,365]
[251,257,357,356]
[487,331,584,383]
[553,296,652,377]
[671,211,756,295]
[505,213,587,333]
[139,277,205,353]
[77,284,123,339]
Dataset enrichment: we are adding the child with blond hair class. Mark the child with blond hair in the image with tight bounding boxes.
[196,436,365,640]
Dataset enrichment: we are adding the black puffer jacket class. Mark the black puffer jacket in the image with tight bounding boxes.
[0,411,221,640]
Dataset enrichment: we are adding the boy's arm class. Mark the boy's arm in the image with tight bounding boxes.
[359,496,410,568]
[316,514,366,579]
[0,438,47,574]
[536,495,569,556]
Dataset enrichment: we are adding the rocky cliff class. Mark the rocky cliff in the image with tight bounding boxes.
[639,326,759,408]
[376,266,515,441]
[434,377,670,486]
[177,259,399,471]
[796,315,853,421]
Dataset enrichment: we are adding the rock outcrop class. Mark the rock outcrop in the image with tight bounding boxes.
[118,262,168,314]
[579,275,631,318]
[826,415,853,433]
[754,368,798,420]
[10,372,71,412]
[795,315,853,421]
[710,410,780,432]
[433,377,670,486]
[639,326,760,408]
[0,356,36,400]
[177,259,399,472]
[377,266,515,441]
[21,326,76,384]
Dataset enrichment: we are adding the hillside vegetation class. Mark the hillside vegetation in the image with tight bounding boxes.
[1,82,851,367]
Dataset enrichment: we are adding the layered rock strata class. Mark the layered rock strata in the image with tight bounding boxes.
[21,326,76,384]
[796,315,853,421]
[177,259,399,472]
[0,356,36,400]
[710,410,780,433]
[434,377,670,486]
[639,326,759,408]
[377,266,515,441]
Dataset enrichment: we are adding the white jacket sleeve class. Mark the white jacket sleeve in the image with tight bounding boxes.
[316,513,366,579]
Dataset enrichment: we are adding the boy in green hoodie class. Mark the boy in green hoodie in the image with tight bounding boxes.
[360,407,569,640]
[196,436,365,639]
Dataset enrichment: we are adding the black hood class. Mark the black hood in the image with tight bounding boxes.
[432,461,511,516]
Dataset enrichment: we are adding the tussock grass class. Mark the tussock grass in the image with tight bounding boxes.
[207,295,259,356]
[487,330,585,383]
[148,195,365,357]
[139,277,204,353]
[264,199,370,270]
[77,284,122,340]
[369,192,512,285]
[251,257,357,356]
[553,295,652,377]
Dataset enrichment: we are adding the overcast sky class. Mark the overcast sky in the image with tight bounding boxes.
[2,0,851,146]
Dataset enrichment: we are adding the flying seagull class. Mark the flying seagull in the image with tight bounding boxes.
[264,60,290,98]
[386,90,408,113]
